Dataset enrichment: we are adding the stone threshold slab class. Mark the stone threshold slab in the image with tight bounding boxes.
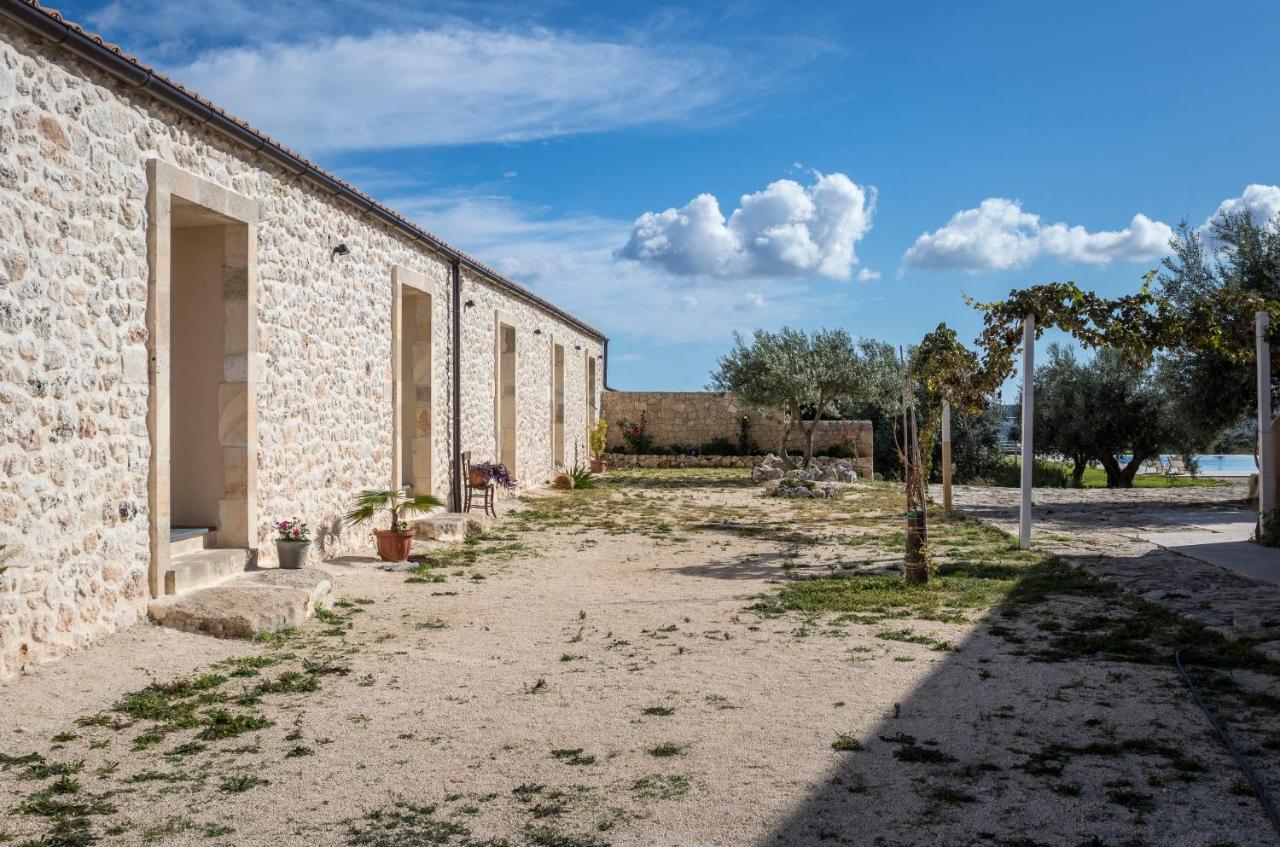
[148,567,332,638]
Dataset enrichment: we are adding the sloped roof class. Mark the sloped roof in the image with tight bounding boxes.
[0,0,606,341]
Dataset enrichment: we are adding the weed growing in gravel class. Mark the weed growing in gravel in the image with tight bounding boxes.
[631,773,691,800]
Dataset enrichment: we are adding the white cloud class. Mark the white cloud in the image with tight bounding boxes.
[856,268,881,282]
[1200,184,1280,238]
[385,187,847,344]
[167,26,729,151]
[615,172,876,280]
[903,198,1173,272]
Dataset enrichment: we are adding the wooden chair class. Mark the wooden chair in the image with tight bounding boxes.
[462,451,497,518]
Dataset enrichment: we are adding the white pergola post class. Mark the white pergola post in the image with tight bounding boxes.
[1019,314,1035,549]
[941,399,952,513]
[1257,311,1272,530]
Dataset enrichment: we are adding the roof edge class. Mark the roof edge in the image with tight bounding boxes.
[0,0,607,342]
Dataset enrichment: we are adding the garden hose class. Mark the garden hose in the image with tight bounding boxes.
[1174,649,1280,840]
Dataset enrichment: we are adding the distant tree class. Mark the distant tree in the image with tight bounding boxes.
[709,328,811,457]
[1032,345,1208,487]
[799,331,899,463]
[1033,344,1095,483]
[711,328,896,462]
[1157,210,1280,441]
[928,403,1004,484]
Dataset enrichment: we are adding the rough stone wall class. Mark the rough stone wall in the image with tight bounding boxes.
[457,268,603,488]
[602,392,871,458]
[0,23,602,676]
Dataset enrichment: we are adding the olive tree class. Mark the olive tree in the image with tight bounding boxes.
[709,328,811,457]
[710,327,893,462]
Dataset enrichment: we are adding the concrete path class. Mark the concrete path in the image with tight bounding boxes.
[1133,509,1280,587]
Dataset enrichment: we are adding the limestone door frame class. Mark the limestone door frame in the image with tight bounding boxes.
[145,160,258,598]
[391,266,440,496]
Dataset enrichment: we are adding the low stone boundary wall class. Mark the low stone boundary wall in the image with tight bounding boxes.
[602,391,870,457]
[601,452,874,476]
[601,453,756,469]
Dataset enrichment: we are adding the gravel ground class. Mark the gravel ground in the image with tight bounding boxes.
[2,470,1277,847]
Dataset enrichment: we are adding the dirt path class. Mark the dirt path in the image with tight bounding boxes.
[3,470,1278,846]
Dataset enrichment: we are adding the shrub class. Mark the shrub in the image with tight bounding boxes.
[700,437,738,456]
[617,413,655,454]
[984,457,1071,488]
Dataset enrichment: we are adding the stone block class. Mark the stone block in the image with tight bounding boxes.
[217,382,248,446]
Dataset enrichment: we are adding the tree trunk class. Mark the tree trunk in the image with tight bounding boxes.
[803,396,831,466]
[1120,455,1146,487]
[1071,455,1087,486]
[779,402,800,459]
[1099,455,1123,488]
[1099,454,1145,488]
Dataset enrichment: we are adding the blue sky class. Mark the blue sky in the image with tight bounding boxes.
[62,0,1280,395]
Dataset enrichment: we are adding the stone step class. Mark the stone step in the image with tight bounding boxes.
[164,548,251,596]
[411,511,490,543]
[170,527,213,557]
[149,567,332,638]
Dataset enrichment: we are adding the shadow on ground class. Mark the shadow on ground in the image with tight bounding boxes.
[760,549,1280,846]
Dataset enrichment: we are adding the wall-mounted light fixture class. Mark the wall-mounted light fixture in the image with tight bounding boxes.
[330,243,351,261]
[463,299,475,309]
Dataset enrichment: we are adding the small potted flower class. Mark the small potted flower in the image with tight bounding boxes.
[589,418,609,473]
[469,461,517,489]
[274,518,311,569]
[342,489,441,562]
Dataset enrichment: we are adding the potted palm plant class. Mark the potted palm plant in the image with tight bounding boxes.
[273,518,311,569]
[342,489,441,562]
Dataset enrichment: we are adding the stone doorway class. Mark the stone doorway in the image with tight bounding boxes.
[392,268,434,496]
[495,319,517,475]
[146,161,257,598]
[552,342,566,469]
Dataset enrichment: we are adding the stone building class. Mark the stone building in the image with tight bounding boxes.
[0,1,606,675]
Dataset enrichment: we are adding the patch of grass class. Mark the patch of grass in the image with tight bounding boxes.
[219,773,265,793]
[197,709,272,741]
[524,825,609,847]
[752,513,1039,623]
[647,743,687,757]
[927,785,976,804]
[880,733,956,765]
[550,748,596,766]
[345,801,477,847]
[830,734,863,752]
[631,773,691,800]
[641,706,674,717]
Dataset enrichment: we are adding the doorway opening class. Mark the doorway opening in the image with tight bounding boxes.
[497,321,517,474]
[147,160,257,598]
[587,354,598,427]
[552,343,565,469]
[395,280,433,495]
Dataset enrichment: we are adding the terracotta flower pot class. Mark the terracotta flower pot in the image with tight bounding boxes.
[374,528,416,562]
[468,467,491,488]
[590,458,607,474]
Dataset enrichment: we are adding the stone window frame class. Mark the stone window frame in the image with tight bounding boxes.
[145,159,259,599]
